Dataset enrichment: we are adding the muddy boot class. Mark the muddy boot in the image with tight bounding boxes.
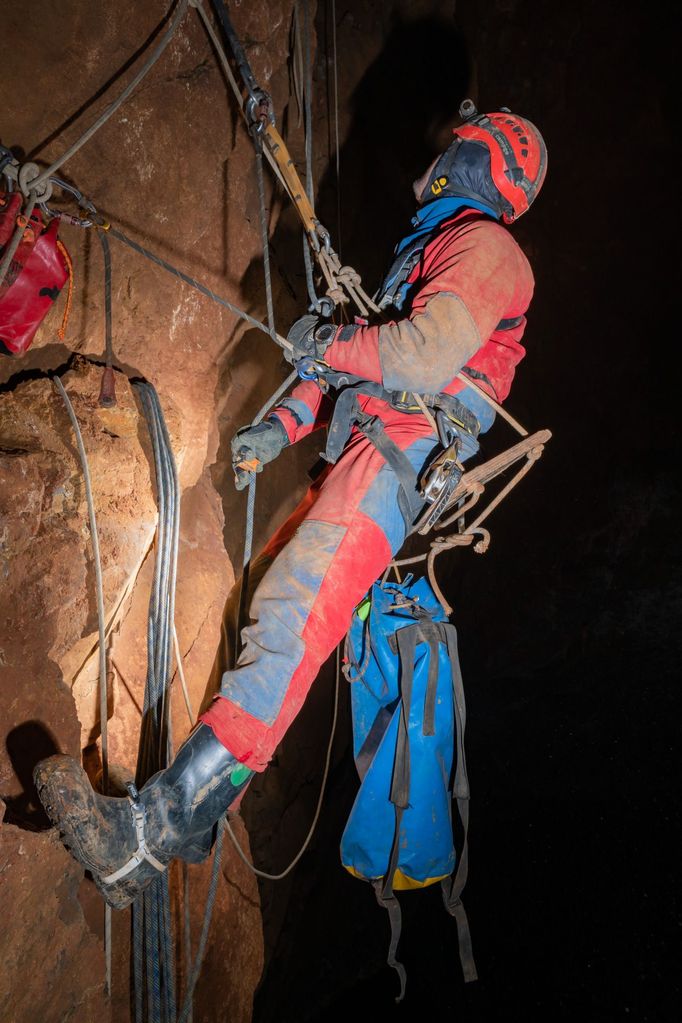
[33,723,253,909]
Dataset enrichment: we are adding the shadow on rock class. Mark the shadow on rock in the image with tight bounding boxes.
[2,721,62,831]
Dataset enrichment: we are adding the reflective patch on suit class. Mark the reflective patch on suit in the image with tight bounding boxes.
[219,519,346,725]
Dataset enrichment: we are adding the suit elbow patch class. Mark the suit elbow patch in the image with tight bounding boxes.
[378,291,481,392]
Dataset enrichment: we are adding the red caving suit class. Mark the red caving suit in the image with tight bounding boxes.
[201,209,534,770]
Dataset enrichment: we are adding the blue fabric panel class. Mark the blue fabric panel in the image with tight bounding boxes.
[395,196,499,255]
[358,432,479,550]
[276,396,316,427]
[219,519,345,724]
[358,436,440,555]
[456,384,496,435]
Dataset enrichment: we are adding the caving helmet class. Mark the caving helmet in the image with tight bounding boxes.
[419,100,547,223]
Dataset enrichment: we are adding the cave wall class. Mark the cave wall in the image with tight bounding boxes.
[0,1,314,1019]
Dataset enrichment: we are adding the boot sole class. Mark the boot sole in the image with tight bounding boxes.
[34,755,160,910]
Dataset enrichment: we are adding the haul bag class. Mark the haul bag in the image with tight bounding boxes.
[341,575,477,997]
[0,209,69,356]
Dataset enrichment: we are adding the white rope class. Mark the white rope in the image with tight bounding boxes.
[224,645,341,880]
[173,624,196,725]
[52,375,112,995]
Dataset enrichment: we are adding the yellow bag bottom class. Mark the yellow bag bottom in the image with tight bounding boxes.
[344,865,449,891]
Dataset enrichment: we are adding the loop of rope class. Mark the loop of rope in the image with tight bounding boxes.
[55,239,74,341]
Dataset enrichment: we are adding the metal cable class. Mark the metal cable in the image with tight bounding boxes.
[106,226,293,354]
[29,0,191,192]
[133,382,182,1023]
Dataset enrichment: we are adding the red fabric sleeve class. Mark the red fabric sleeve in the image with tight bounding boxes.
[323,215,534,394]
[270,378,332,445]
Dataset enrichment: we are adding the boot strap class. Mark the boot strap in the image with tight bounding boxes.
[101,783,167,885]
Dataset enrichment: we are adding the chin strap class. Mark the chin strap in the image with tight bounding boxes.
[101,783,167,884]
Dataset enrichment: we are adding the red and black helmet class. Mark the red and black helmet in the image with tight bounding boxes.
[452,100,547,223]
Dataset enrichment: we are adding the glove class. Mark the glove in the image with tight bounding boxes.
[231,417,289,491]
[285,314,337,364]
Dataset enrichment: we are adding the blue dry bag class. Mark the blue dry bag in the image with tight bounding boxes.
[341,575,477,998]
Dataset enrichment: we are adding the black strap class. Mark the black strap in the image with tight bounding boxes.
[441,622,478,983]
[354,698,399,781]
[358,414,426,529]
[373,881,407,1002]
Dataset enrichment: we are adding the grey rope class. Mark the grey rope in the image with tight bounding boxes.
[300,0,323,312]
[224,643,340,880]
[177,818,226,1023]
[106,226,293,354]
[53,377,109,791]
[133,382,181,1023]
[52,374,113,996]
[98,230,114,369]
[28,0,191,193]
[330,0,342,248]
[253,148,277,340]
[0,191,37,289]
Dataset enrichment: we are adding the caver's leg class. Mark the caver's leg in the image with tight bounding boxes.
[34,428,443,907]
[200,430,441,771]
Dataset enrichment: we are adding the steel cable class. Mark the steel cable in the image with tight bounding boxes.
[133,381,182,1023]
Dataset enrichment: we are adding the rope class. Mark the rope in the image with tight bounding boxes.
[106,225,294,355]
[28,0,191,193]
[299,0,323,312]
[191,1,290,199]
[173,624,195,725]
[0,191,37,289]
[52,375,112,995]
[224,643,341,880]
[177,817,226,1023]
[133,382,182,1023]
[330,0,342,249]
[98,231,114,369]
[253,147,277,339]
[56,239,74,340]
[456,371,528,437]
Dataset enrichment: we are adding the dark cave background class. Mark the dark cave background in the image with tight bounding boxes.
[243,1,681,1021]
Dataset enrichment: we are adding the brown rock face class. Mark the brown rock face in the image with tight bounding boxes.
[0,0,307,1017]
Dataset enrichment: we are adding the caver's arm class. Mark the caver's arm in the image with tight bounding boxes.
[322,218,531,394]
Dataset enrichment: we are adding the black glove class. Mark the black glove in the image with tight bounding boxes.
[231,417,289,491]
[285,314,337,364]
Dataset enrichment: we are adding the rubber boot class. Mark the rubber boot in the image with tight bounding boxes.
[33,723,252,909]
